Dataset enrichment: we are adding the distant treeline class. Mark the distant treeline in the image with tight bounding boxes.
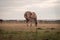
[0,19,60,24]
[38,20,60,24]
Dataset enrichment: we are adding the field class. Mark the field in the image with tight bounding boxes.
[0,22,60,40]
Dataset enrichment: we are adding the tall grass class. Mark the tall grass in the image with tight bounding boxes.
[0,28,60,40]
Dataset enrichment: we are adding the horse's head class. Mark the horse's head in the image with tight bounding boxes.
[24,11,32,19]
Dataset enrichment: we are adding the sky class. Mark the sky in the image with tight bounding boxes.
[0,0,60,20]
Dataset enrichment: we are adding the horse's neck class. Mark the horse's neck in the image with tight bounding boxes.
[26,13,31,18]
[31,13,37,18]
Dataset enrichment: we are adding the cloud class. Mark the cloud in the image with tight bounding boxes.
[0,0,60,20]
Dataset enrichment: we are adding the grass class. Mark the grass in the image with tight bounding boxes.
[0,28,60,40]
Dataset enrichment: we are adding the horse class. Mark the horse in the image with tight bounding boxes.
[24,11,37,27]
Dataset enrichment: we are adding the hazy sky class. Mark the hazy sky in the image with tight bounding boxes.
[0,0,60,20]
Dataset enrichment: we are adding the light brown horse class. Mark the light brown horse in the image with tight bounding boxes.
[24,11,37,27]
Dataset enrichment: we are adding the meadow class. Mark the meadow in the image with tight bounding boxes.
[0,22,60,40]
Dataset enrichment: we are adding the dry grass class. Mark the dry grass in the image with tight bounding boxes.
[0,22,60,31]
[0,22,60,40]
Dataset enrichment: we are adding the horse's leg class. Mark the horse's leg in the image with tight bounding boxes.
[30,21,32,27]
[29,19,32,27]
[34,18,37,27]
[26,22,28,27]
[26,18,29,27]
